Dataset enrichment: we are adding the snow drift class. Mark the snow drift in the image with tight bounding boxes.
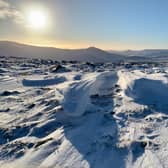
[62,72,118,116]
[22,76,66,87]
[126,78,168,113]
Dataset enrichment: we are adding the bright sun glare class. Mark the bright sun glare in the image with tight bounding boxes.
[27,10,47,29]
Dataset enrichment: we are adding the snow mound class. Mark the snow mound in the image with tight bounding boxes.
[22,76,66,87]
[62,72,118,116]
[126,78,168,113]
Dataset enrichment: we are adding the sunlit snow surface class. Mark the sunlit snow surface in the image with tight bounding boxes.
[0,57,168,168]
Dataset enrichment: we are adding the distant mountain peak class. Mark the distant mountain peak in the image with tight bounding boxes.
[87,46,103,50]
[87,46,107,53]
[87,46,98,50]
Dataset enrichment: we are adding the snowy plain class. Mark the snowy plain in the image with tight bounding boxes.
[0,56,168,168]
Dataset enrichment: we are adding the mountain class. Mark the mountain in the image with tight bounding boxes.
[109,49,168,57]
[0,41,124,62]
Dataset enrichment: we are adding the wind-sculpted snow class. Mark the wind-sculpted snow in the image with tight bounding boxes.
[22,76,66,87]
[62,72,118,116]
[0,57,168,168]
[126,78,168,113]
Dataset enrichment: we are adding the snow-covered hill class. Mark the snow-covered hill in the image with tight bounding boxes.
[0,41,124,63]
[0,57,168,168]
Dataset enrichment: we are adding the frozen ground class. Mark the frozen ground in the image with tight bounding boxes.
[0,56,168,168]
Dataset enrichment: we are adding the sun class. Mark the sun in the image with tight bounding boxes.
[27,10,47,29]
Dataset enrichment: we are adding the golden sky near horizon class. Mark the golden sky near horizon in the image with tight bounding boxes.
[1,0,168,50]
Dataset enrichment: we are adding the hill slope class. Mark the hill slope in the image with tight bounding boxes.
[0,41,124,62]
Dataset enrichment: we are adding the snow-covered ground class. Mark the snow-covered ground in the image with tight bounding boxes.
[0,56,168,168]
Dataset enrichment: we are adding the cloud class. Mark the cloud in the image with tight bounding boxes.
[0,0,23,23]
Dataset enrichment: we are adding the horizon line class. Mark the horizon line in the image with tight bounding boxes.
[1,40,168,51]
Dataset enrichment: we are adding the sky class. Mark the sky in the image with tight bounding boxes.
[0,0,168,50]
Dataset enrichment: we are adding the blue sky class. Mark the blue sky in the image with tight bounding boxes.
[0,0,168,49]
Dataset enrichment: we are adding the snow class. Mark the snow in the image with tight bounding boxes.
[126,78,168,113]
[62,72,117,116]
[22,76,66,87]
[0,56,168,168]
